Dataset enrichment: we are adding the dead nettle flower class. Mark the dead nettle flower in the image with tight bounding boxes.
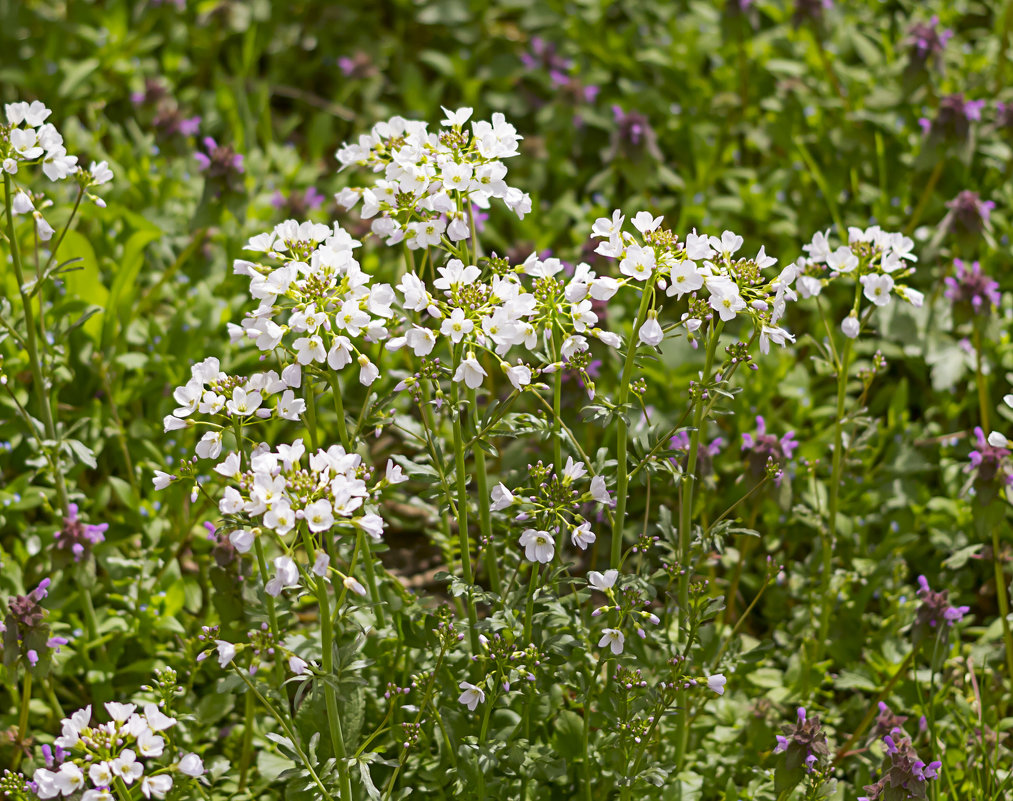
[944,259,1000,316]
[912,575,970,645]
[607,105,662,162]
[53,503,107,563]
[1,579,69,670]
[859,731,942,801]
[918,94,985,143]
[194,136,244,194]
[669,430,725,478]
[773,707,830,772]
[945,190,994,235]
[742,415,798,485]
[337,51,378,80]
[869,701,909,743]
[271,186,326,218]
[792,0,833,27]
[995,101,1013,135]
[968,426,1013,489]
[905,16,953,72]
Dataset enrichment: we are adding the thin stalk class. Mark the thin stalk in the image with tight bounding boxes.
[232,667,337,801]
[11,671,31,769]
[905,160,944,236]
[468,387,501,595]
[816,334,853,666]
[252,536,286,686]
[990,525,1013,709]
[552,328,565,555]
[522,563,539,645]
[973,323,990,432]
[297,525,353,801]
[611,284,655,568]
[356,529,386,628]
[677,321,723,616]
[237,689,255,790]
[451,367,480,654]
[4,173,68,514]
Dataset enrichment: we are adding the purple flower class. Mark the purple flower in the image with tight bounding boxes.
[968,426,1012,487]
[195,137,245,195]
[742,416,797,484]
[55,503,107,562]
[946,190,994,233]
[862,731,942,800]
[944,259,1001,314]
[907,16,953,70]
[271,187,326,218]
[914,574,970,636]
[922,94,985,143]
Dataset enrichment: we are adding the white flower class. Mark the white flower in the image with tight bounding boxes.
[988,431,1009,448]
[344,575,368,596]
[289,655,309,675]
[710,230,743,257]
[758,325,794,355]
[11,191,33,214]
[619,244,656,281]
[441,308,474,343]
[518,528,555,563]
[304,499,334,532]
[571,522,595,550]
[196,431,223,460]
[358,354,380,386]
[386,459,408,484]
[632,211,663,234]
[54,763,85,795]
[178,753,204,778]
[860,273,894,306]
[229,529,254,554]
[226,387,263,416]
[112,749,144,784]
[266,556,300,596]
[590,475,611,505]
[598,628,625,655]
[141,775,173,799]
[54,706,91,749]
[841,314,860,339]
[441,106,474,127]
[144,703,176,731]
[490,483,515,511]
[707,674,727,695]
[638,314,664,347]
[215,640,236,668]
[105,702,136,722]
[458,681,485,711]
[89,160,113,185]
[89,762,114,787]
[453,353,487,389]
[503,361,532,390]
[277,389,306,421]
[152,470,174,490]
[667,260,704,298]
[587,569,618,592]
[294,335,327,364]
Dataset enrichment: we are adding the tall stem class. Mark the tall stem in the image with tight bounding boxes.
[677,321,722,616]
[452,371,480,654]
[990,525,1013,709]
[972,322,990,432]
[298,525,353,800]
[468,387,501,595]
[552,329,565,554]
[4,174,68,514]
[816,335,853,665]
[611,284,655,568]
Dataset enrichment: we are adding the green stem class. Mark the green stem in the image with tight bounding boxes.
[973,323,990,432]
[816,335,853,666]
[4,173,68,514]
[357,529,386,628]
[11,671,31,769]
[522,563,539,645]
[905,160,944,236]
[238,689,255,790]
[297,526,353,800]
[611,284,655,568]
[991,525,1013,709]
[552,328,564,552]
[468,387,501,595]
[327,371,352,452]
[677,321,722,615]
[232,667,337,801]
[252,535,285,685]
[452,370,480,654]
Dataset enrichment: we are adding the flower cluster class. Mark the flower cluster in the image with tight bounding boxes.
[944,258,1000,316]
[335,107,531,246]
[859,731,942,801]
[773,707,829,773]
[229,221,392,388]
[0,579,68,670]
[53,504,108,563]
[20,702,203,800]
[913,574,969,638]
[489,457,612,563]
[742,415,798,484]
[590,210,798,352]
[795,226,921,337]
[2,101,112,237]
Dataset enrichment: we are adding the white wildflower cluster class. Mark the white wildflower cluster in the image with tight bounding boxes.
[335,107,530,246]
[795,226,922,338]
[211,440,404,595]
[162,356,307,454]
[29,702,202,800]
[231,220,392,388]
[390,250,621,395]
[489,457,613,564]
[590,210,799,353]
[2,101,113,241]
[584,569,662,656]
